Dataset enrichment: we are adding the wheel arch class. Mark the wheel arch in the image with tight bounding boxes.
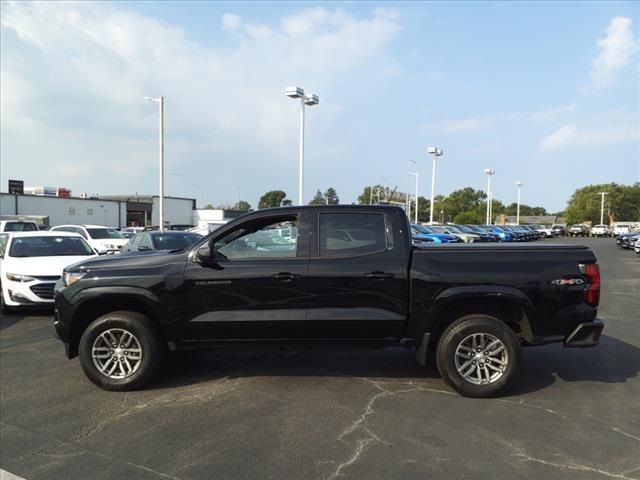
[423,286,535,348]
[67,289,167,358]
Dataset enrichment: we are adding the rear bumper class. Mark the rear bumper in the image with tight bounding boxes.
[564,320,604,347]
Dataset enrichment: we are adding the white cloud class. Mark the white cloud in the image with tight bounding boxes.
[540,124,640,151]
[443,115,496,132]
[221,13,240,30]
[0,3,401,202]
[590,16,638,88]
[442,104,577,133]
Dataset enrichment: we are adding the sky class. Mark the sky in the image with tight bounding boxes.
[1,1,639,212]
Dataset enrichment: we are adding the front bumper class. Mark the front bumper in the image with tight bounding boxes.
[564,320,604,347]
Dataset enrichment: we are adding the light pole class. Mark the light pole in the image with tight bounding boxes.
[285,86,320,205]
[427,147,443,224]
[516,181,523,225]
[145,96,165,232]
[484,168,495,224]
[598,192,608,225]
[406,160,416,215]
[408,172,419,224]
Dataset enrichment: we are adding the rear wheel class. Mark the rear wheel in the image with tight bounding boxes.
[436,314,521,397]
[78,311,166,391]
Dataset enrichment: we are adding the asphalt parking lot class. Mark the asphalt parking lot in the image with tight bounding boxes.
[1,237,639,480]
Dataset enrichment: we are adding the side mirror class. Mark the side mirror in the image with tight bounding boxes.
[195,245,212,264]
[246,240,257,251]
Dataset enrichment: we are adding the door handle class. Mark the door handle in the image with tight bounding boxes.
[365,271,395,280]
[271,272,301,281]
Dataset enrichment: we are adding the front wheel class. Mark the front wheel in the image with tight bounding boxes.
[78,311,166,391]
[436,314,521,397]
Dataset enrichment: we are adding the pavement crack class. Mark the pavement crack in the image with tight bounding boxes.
[612,428,640,443]
[326,379,393,480]
[513,452,637,479]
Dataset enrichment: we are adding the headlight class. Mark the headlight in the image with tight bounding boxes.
[63,272,86,286]
[6,273,35,282]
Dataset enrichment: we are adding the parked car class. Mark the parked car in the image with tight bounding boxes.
[568,224,590,237]
[54,205,604,398]
[121,231,205,254]
[479,225,515,242]
[551,224,567,236]
[1,231,97,311]
[411,224,460,243]
[613,224,632,236]
[435,225,480,243]
[38,225,51,231]
[591,225,610,237]
[454,224,494,242]
[0,220,39,232]
[617,233,640,249]
[121,227,144,234]
[634,239,640,255]
[50,224,129,254]
[463,224,501,242]
[533,225,554,238]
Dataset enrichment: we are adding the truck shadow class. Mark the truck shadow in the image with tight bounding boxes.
[154,334,639,395]
[509,334,640,396]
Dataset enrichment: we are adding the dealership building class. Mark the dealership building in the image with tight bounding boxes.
[1,192,198,228]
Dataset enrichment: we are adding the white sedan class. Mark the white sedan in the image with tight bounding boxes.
[0,231,97,310]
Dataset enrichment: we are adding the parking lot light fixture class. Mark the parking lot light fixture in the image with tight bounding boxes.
[408,172,419,223]
[427,147,443,224]
[285,86,320,205]
[145,96,165,232]
[516,181,523,225]
[598,192,608,225]
[484,168,495,224]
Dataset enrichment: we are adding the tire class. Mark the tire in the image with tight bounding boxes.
[436,314,521,398]
[78,311,166,391]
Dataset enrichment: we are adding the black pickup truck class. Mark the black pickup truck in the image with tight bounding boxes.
[54,205,603,397]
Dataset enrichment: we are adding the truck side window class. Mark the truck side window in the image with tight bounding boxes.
[319,213,386,257]
[214,216,298,260]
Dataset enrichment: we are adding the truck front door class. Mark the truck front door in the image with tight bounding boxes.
[183,211,311,340]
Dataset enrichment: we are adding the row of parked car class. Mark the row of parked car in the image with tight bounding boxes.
[0,220,204,311]
[615,229,640,255]
[410,223,557,244]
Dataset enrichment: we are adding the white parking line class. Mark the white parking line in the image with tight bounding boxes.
[0,470,27,480]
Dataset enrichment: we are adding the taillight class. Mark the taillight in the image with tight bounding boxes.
[579,263,600,306]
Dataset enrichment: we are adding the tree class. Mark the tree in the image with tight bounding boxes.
[234,200,252,211]
[308,189,326,205]
[203,203,214,209]
[454,210,485,224]
[282,199,293,206]
[258,190,288,209]
[357,185,385,204]
[324,187,339,205]
[503,203,547,216]
[564,183,640,224]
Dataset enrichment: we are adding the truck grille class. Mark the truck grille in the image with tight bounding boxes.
[30,283,56,300]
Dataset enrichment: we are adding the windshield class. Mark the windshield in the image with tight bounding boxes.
[87,228,125,240]
[445,225,462,233]
[152,233,202,250]
[412,224,429,234]
[4,222,38,232]
[430,226,447,233]
[8,236,94,257]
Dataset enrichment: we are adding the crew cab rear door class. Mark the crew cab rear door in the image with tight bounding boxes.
[304,208,409,340]
[182,210,311,340]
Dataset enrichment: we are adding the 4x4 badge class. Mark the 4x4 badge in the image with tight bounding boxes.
[551,278,585,286]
